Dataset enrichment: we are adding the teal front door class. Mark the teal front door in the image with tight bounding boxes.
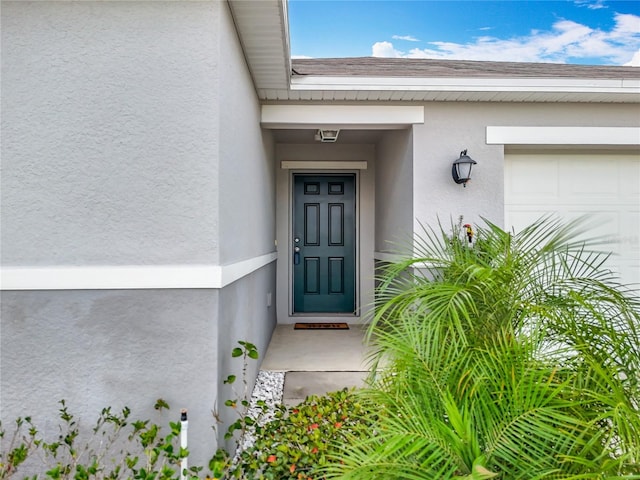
[293,174,356,313]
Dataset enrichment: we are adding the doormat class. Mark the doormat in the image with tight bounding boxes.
[294,322,349,330]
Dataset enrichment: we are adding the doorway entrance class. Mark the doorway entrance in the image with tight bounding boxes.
[292,174,356,314]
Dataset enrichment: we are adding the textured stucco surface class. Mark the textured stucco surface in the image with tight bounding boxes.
[1,1,220,266]
[375,129,414,252]
[216,264,277,451]
[412,101,640,232]
[218,0,277,265]
[0,289,219,464]
[213,4,278,450]
[413,103,504,232]
[1,0,278,466]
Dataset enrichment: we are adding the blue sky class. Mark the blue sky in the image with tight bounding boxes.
[289,0,640,65]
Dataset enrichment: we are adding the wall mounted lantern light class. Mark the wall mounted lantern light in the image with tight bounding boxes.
[452,149,477,187]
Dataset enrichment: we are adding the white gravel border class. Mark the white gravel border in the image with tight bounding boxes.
[235,370,285,455]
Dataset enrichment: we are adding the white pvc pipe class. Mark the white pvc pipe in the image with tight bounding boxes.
[180,409,188,480]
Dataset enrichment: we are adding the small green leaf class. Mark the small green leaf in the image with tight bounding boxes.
[154,399,170,411]
[231,348,243,358]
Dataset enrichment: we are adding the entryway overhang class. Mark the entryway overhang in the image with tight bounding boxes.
[268,106,421,324]
[261,105,424,130]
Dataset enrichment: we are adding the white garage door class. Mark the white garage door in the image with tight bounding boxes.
[505,152,640,287]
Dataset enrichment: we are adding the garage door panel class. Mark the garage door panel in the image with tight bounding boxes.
[505,152,640,286]
[505,157,558,199]
[561,159,619,202]
[621,208,640,284]
[624,159,640,198]
[562,210,623,254]
[505,210,552,232]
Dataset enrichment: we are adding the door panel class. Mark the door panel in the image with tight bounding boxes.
[328,204,344,245]
[293,175,356,313]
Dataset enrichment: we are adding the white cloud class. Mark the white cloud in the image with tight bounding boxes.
[292,55,314,59]
[574,0,608,10]
[372,13,640,65]
[611,12,640,36]
[372,41,403,58]
[392,35,419,42]
[624,49,640,66]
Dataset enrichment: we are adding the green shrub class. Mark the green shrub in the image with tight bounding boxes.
[0,399,202,480]
[326,217,640,479]
[233,388,376,480]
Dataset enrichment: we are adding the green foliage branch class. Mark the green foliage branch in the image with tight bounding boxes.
[325,216,640,479]
[0,399,200,480]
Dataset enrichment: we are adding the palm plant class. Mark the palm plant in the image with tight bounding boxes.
[325,216,640,479]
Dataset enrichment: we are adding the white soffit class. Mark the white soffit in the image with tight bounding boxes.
[487,126,640,146]
[268,76,639,103]
[262,105,424,128]
[228,0,290,90]
[292,76,640,93]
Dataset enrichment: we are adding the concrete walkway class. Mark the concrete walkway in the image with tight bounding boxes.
[261,324,375,405]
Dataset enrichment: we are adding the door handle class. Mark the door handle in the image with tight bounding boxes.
[293,237,301,264]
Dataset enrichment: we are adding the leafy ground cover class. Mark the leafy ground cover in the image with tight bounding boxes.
[231,388,375,480]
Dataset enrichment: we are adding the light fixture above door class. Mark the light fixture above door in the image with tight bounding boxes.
[314,129,340,142]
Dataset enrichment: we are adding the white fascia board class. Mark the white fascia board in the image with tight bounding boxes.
[281,161,368,170]
[291,76,640,94]
[261,105,424,128]
[486,126,640,146]
[0,253,277,291]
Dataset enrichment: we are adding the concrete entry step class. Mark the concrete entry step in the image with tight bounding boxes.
[283,371,368,406]
[261,324,373,372]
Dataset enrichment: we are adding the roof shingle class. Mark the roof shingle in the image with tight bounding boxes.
[292,57,640,80]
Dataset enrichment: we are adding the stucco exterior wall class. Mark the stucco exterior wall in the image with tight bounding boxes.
[1,1,220,266]
[0,289,220,464]
[216,263,277,450]
[218,2,277,265]
[413,103,504,232]
[411,102,640,232]
[215,1,277,449]
[1,0,277,466]
[375,129,414,254]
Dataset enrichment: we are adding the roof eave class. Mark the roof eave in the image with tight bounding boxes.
[255,75,640,103]
[292,75,639,91]
[228,0,291,91]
